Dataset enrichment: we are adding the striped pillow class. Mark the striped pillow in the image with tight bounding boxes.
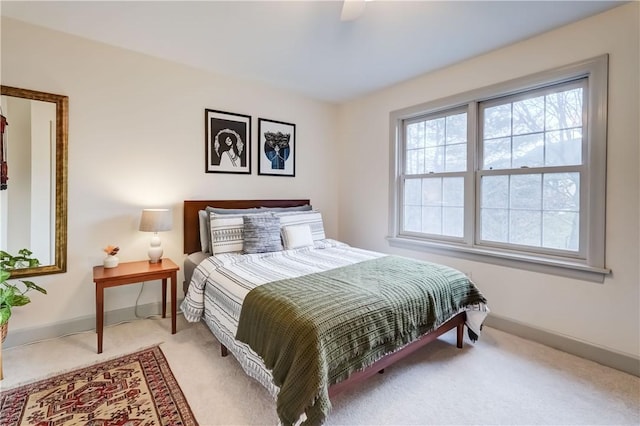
[276,210,326,241]
[243,214,283,254]
[209,213,245,254]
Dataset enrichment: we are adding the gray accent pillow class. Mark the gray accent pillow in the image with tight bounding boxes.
[243,214,283,254]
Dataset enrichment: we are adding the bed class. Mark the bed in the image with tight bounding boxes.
[180,199,489,425]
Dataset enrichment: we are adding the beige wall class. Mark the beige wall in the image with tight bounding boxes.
[1,17,339,333]
[338,3,639,357]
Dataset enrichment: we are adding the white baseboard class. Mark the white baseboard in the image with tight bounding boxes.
[485,314,639,377]
[2,301,173,349]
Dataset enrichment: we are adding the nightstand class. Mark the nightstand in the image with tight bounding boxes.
[92,258,180,354]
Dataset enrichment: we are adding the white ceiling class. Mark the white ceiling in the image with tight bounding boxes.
[1,1,625,103]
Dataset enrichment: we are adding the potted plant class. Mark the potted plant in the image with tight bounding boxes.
[0,249,47,342]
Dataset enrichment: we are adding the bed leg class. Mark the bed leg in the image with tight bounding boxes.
[221,344,228,357]
[456,323,464,348]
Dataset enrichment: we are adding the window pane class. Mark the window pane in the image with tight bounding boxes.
[483,137,511,169]
[445,143,466,172]
[424,146,445,173]
[482,86,585,171]
[406,149,425,174]
[443,207,464,237]
[402,176,464,239]
[510,174,541,210]
[543,211,579,251]
[510,210,541,247]
[513,96,544,135]
[404,206,421,232]
[443,177,464,206]
[484,104,511,139]
[404,178,421,205]
[425,117,445,147]
[481,175,509,208]
[546,88,583,131]
[546,129,582,166]
[543,173,579,211]
[406,122,425,149]
[481,208,508,243]
[512,134,544,168]
[422,207,442,234]
[446,113,467,144]
[422,178,442,206]
[480,172,581,252]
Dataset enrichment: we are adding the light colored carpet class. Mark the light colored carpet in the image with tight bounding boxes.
[1,316,638,425]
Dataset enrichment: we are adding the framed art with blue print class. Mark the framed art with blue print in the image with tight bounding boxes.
[205,109,251,174]
[258,118,295,177]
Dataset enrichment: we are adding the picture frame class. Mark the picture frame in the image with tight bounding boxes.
[205,109,251,174]
[258,118,296,177]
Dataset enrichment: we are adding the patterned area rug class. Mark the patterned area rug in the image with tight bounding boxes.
[0,346,198,426]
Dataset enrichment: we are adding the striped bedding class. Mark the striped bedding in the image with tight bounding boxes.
[180,239,489,403]
[181,239,385,396]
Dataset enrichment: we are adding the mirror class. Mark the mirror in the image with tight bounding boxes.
[0,86,67,277]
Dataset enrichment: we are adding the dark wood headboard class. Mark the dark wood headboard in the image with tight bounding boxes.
[183,199,311,254]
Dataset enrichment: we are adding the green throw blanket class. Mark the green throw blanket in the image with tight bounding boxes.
[235,255,487,426]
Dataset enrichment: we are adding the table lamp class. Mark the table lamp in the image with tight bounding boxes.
[139,208,172,263]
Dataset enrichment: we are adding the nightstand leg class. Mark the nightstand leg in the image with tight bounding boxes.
[162,278,167,318]
[96,283,104,354]
[171,271,177,334]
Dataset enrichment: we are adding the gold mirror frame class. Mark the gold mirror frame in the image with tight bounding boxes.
[0,85,68,277]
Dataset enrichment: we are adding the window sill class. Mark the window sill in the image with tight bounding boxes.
[387,236,611,283]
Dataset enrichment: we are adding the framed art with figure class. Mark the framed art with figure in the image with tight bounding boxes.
[258,118,295,177]
[205,109,251,174]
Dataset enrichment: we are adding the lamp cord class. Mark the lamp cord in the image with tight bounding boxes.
[134,281,183,319]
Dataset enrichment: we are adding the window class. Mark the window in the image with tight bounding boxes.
[389,56,609,282]
[403,110,467,239]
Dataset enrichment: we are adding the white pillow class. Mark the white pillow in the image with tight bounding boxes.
[282,224,315,250]
[275,210,326,241]
[209,213,245,254]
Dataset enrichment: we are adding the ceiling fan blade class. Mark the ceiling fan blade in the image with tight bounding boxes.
[341,0,366,21]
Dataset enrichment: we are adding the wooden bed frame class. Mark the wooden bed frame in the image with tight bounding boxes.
[183,199,466,398]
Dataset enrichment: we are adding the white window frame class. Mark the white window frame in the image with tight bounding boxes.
[388,55,610,282]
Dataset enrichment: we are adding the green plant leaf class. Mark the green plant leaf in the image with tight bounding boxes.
[0,306,11,324]
[0,249,46,317]
[0,286,17,305]
[21,280,47,295]
[7,294,30,307]
[18,248,33,257]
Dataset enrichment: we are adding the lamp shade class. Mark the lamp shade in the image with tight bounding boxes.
[139,209,172,232]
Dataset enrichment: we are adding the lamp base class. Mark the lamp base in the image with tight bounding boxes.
[148,234,163,264]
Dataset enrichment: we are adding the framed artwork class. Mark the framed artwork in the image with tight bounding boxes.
[205,109,251,174]
[258,118,296,177]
